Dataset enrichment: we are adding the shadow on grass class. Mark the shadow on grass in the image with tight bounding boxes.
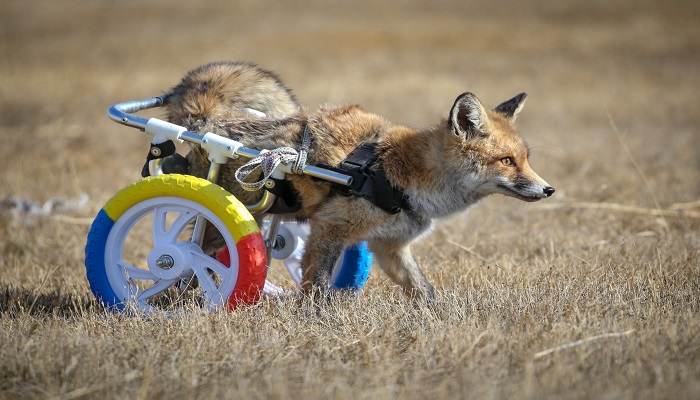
[0,284,100,318]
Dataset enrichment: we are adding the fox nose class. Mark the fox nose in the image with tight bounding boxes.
[543,186,555,197]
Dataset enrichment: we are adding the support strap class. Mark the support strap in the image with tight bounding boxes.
[234,125,311,191]
[323,142,411,214]
[294,124,311,175]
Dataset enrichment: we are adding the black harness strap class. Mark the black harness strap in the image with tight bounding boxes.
[323,142,411,214]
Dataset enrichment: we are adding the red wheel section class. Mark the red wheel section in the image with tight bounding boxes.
[217,247,231,267]
[226,232,267,310]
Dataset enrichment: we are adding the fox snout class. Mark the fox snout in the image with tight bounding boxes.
[530,184,555,200]
[523,176,555,201]
[515,162,554,201]
[518,184,555,202]
[533,173,555,199]
[497,173,555,202]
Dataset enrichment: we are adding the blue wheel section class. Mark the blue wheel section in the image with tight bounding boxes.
[331,242,372,290]
[84,209,123,310]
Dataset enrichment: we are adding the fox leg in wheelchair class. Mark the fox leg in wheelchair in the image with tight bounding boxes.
[299,223,346,295]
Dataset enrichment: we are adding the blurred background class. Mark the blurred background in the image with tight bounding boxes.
[1,1,699,398]
[1,0,698,212]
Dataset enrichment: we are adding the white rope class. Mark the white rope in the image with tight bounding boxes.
[234,125,311,191]
[235,147,298,191]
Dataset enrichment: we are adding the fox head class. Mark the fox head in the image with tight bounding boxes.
[445,92,554,202]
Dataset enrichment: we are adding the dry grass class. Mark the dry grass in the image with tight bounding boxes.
[1,0,699,399]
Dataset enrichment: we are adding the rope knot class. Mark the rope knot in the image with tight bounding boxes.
[234,125,311,191]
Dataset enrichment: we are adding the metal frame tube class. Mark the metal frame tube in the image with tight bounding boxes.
[107,96,353,212]
[263,215,284,264]
[190,162,224,245]
[107,96,168,130]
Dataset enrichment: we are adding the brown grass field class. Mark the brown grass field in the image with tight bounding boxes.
[1,0,699,398]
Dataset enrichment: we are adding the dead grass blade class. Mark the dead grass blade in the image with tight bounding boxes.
[533,329,636,359]
[50,215,94,225]
[670,199,700,210]
[446,239,487,261]
[536,201,700,218]
[25,265,60,317]
[50,371,142,400]
[607,113,670,231]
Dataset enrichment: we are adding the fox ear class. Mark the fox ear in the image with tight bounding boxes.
[449,92,488,138]
[494,93,527,120]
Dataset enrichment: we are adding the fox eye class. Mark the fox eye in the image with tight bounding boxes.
[500,157,515,167]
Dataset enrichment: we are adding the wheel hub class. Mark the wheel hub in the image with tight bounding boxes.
[147,242,202,280]
[155,255,175,269]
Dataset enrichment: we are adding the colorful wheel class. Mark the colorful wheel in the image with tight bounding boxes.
[85,174,266,312]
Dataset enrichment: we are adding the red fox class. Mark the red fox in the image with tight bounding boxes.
[165,61,554,301]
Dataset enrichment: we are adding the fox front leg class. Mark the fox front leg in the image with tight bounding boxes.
[369,240,435,302]
[299,224,346,297]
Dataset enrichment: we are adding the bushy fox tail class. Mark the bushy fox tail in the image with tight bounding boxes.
[165,61,300,132]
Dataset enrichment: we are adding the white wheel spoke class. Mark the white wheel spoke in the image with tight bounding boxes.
[192,266,220,301]
[153,207,196,247]
[190,253,230,301]
[135,278,178,301]
[119,261,157,281]
[152,206,168,246]
[192,252,231,277]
